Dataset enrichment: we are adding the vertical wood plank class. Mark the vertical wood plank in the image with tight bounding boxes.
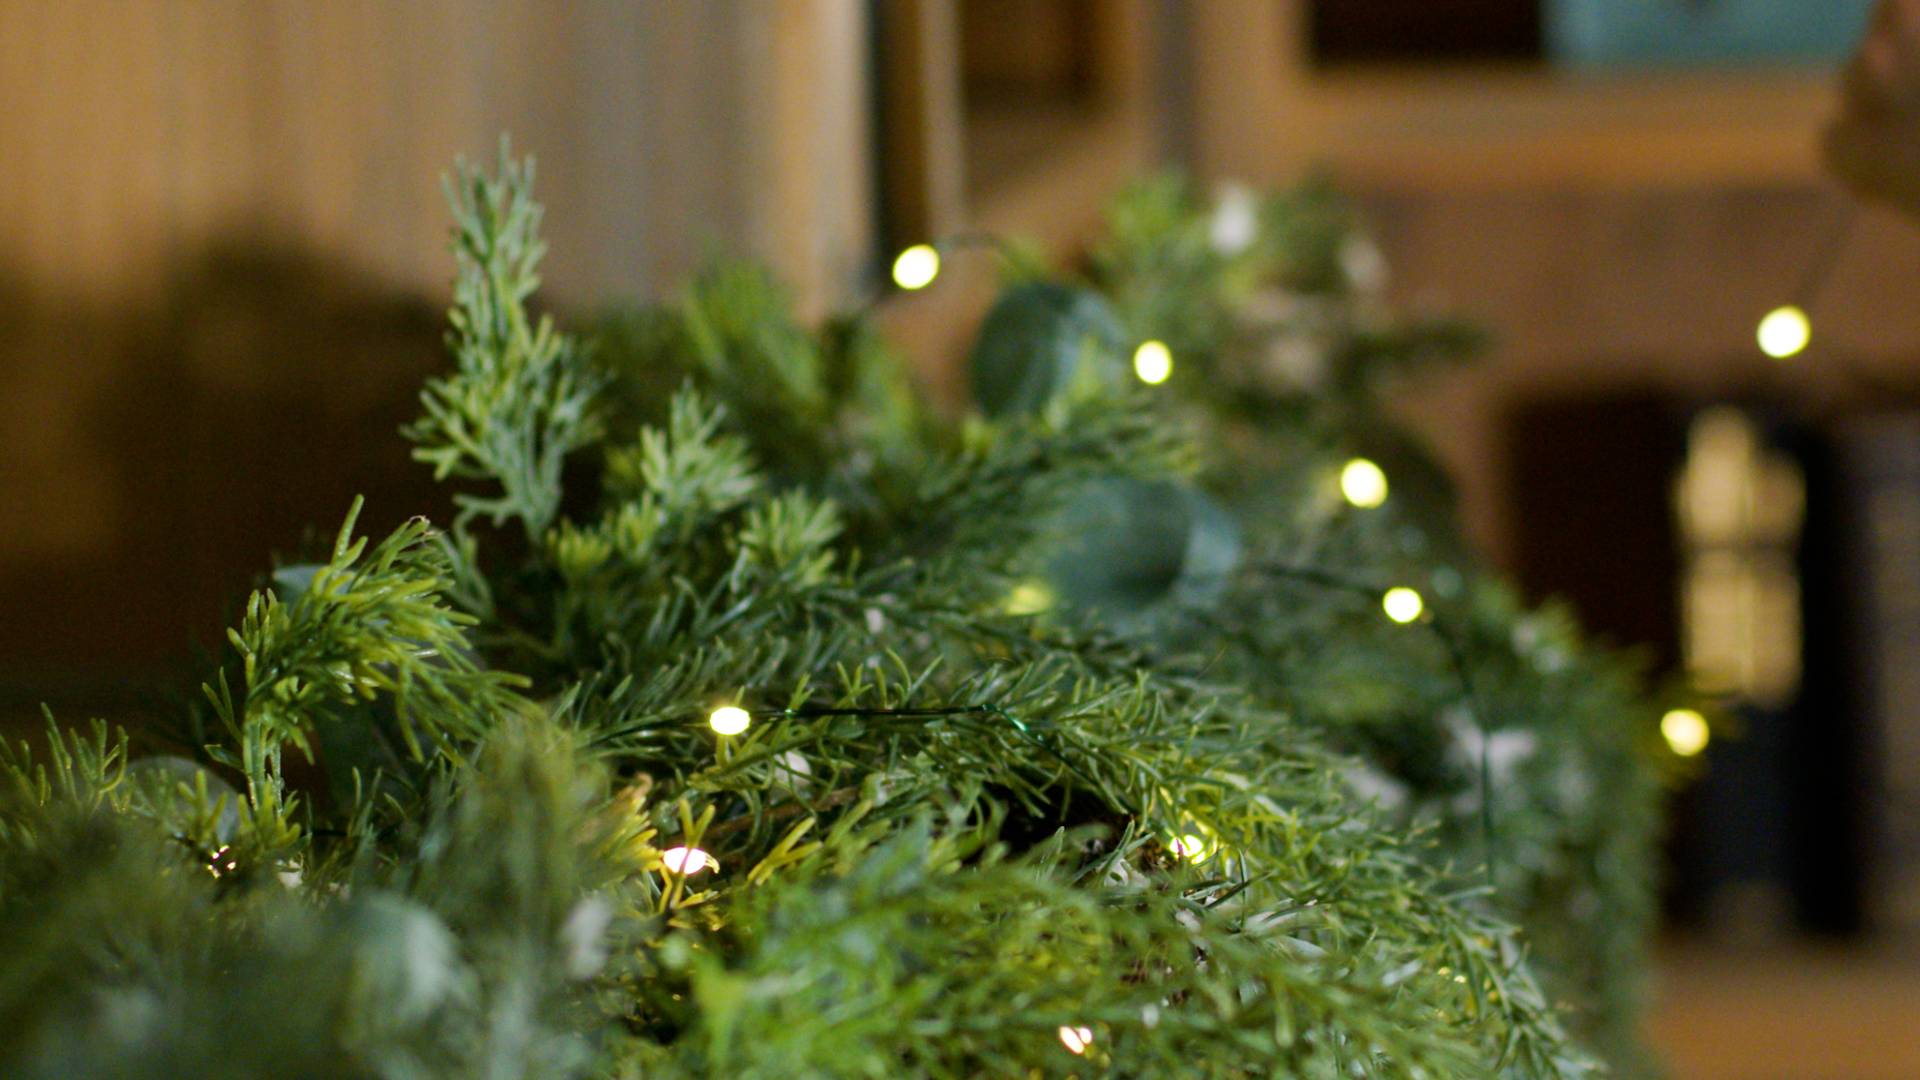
[1186,0,1302,182]
[879,0,968,243]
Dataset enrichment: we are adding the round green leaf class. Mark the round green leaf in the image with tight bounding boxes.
[1048,478,1241,624]
[969,282,1127,416]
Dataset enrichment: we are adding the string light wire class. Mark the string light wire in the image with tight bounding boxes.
[1228,561,1502,890]
[1757,201,1856,361]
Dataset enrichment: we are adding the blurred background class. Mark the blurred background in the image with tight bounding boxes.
[3,2,1918,1074]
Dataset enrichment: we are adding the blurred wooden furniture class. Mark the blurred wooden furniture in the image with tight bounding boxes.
[873,0,1165,397]
[1190,0,1837,193]
[1651,938,1920,1080]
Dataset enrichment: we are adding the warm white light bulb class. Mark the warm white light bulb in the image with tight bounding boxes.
[660,846,717,874]
[1170,833,1209,861]
[891,244,941,291]
[1058,1025,1094,1055]
[1660,709,1710,758]
[1757,305,1811,360]
[1382,587,1425,625]
[1133,340,1173,385]
[1340,458,1389,509]
[1004,580,1055,616]
[708,705,751,736]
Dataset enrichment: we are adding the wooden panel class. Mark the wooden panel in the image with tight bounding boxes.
[1282,66,1836,192]
[752,0,878,320]
[877,0,970,243]
[961,0,1096,98]
[0,1,874,704]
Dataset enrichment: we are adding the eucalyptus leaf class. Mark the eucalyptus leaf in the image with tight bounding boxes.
[1048,477,1242,624]
[968,282,1127,416]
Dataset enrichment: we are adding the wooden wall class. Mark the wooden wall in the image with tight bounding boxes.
[0,0,1156,715]
[0,1,874,705]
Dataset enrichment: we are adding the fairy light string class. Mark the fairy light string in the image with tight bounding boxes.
[882,229,1177,387]
[884,230,1023,296]
[676,698,1094,804]
[798,227,1503,889]
[676,565,1505,891]
[1757,201,1857,362]
[1235,559,1503,892]
[1790,202,1856,321]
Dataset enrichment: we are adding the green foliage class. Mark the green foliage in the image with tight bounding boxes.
[968,282,1128,416]
[0,716,634,1080]
[1084,173,1666,1072]
[0,154,1662,1078]
[408,144,604,540]
[196,495,532,860]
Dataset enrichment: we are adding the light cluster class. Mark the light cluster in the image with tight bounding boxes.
[1339,457,1388,509]
[1057,1025,1094,1055]
[660,846,718,875]
[1132,340,1173,385]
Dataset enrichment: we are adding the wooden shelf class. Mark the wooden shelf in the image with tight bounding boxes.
[1191,1,1841,193]
[1297,66,1838,191]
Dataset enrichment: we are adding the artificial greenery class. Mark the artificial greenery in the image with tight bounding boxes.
[1076,174,1665,1072]
[0,151,1664,1078]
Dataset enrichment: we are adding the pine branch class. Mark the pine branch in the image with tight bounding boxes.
[202,497,531,852]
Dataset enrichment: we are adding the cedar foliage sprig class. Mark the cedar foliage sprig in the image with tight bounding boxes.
[408,144,605,541]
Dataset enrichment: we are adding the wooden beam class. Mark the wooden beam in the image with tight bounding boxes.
[878,0,968,243]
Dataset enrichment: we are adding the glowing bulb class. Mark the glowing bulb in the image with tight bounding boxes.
[708,705,751,736]
[1170,833,1213,861]
[1382,587,1425,625]
[1660,708,1710,758]
[1057,1025,1094,1055]
[1757,305,1810,360]
[1004,580,1055,616]
[891,244,940,290]
[206,845,238,878]
[1339,458,1389,509]
[660,846,717,874]
[1132,340,1173,385]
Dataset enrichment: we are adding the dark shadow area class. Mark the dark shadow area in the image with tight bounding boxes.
[1506,378,1920,939]
[0,243,453,733]
[1310,0,1542,66]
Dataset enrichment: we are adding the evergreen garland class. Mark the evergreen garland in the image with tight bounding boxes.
[1077,174,1667,1072]
[0,150,1664,1078]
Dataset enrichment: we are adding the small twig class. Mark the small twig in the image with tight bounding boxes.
[700,785,862,842]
